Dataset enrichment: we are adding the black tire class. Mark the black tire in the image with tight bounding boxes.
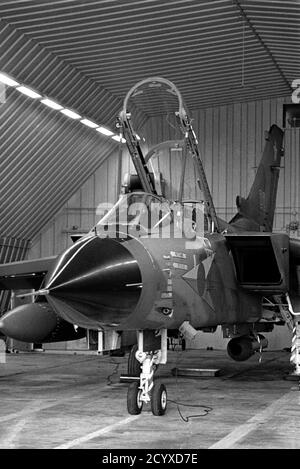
[127,382,143,415]
[151,381,167,416]
[128,344,141,376]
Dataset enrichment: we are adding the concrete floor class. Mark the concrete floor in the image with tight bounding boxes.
[0,347,299,449]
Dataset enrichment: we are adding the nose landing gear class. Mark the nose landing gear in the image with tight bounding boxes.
[126,329,168,416]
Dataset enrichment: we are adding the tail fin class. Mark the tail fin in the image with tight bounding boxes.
[230,124,284,232]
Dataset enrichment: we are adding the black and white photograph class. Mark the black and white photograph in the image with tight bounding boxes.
[0,0,299,453]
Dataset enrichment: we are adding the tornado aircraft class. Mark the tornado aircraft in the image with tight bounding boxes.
[0,77,299,417]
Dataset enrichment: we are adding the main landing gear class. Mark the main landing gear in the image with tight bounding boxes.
[127,329,168,416]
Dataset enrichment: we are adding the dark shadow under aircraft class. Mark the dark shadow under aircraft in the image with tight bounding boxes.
[0,77,300,416]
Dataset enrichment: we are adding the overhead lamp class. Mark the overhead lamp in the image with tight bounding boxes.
[0,71,121,141]
[41,98,63,110]
[16,86,41,99]
[0,73,19,87]
[80,118,98,129]
[60,108,81,119]
[96,126,114,136]
[112,135,126,143]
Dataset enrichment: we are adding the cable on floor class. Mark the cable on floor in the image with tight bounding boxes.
[170,337,213,422]
[167,399,213,422]
[106,361,120,386]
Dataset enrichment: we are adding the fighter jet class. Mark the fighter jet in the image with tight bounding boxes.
[0,77,299,417]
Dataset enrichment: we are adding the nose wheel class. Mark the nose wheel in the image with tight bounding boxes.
[126,329,168,416]
[127,381,143,415]
[127,344,141,376]
[127,379,167,416]
[151,381,167,416]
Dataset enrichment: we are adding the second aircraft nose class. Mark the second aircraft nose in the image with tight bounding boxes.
[44,235,143,328]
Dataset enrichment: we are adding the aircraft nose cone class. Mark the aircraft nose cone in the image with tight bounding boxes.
[44,236,142,328]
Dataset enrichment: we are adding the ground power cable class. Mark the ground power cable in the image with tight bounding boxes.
[106,360,121,386]
[167,338,213,422]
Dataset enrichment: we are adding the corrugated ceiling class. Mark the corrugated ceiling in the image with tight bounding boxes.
[0,0,298,241]
[0,88,117,239]
[0,0,298,113]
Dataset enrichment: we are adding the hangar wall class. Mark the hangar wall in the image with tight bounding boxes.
[0,237,30,314]
[28,95,299,351]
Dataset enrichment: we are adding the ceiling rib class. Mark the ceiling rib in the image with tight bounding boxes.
[233,0,293,92]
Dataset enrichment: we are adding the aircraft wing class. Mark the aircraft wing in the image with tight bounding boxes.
[0,256,56,290]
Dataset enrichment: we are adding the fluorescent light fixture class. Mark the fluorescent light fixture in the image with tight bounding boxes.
[80,118,98,129]
[60,108,81,119]
[0,73,19,87]
[0,72,118,139]
[16,86,41,99]
[41,98,63,110]
[96,126,114,136]
[112,135,126,143]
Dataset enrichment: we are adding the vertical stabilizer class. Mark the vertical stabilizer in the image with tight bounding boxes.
[230,124,284,232]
